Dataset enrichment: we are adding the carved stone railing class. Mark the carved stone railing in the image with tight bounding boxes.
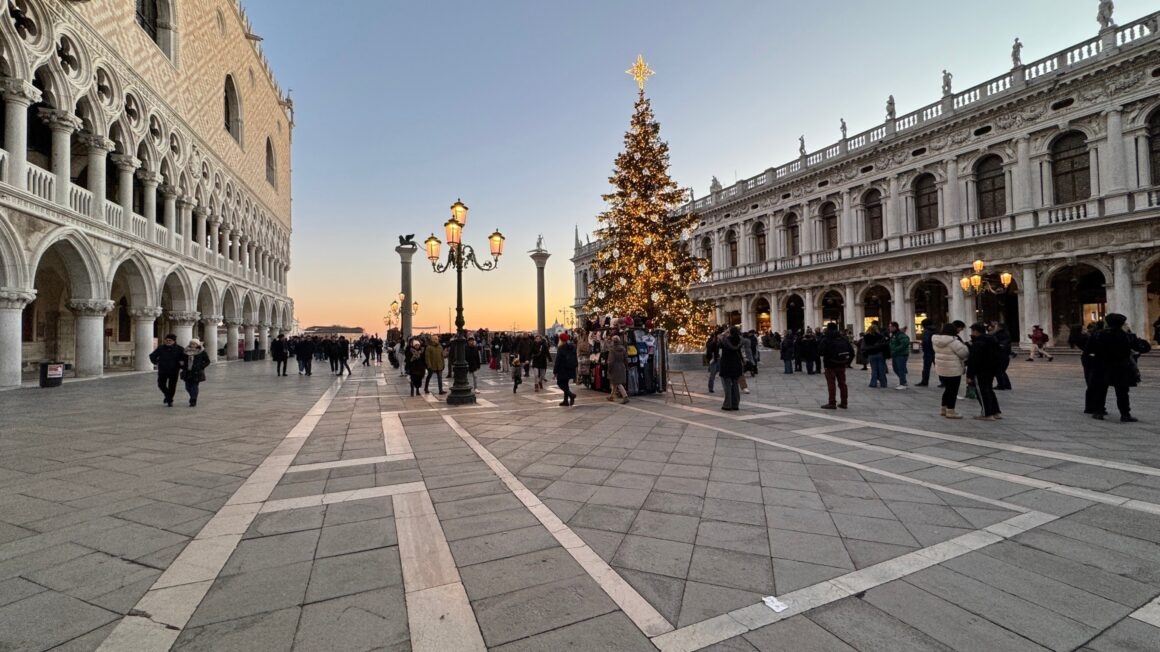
[152,222,168,246]
[26,164,54,202]
[104,202,124,230]
[855,241,883,258]
[1046,201,1090,224]
[907,230,938,248]
[68,184,91,216]
[969,216,1006,238]
[0,148,7,182]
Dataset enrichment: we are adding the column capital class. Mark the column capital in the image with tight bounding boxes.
[127,306,163,320]
[136,170,163,186]
[193,206,209,219]
[67,299,114,316]
[223,318,243,327]
[176,196,196,211]
[201,314,223,325]
[158,183,180,199]
[0,288,37,310]
[110,154,141,172]
[0,78,41,106]
[82,134,116,153]
[38,108,83,133]
[167,310,202,325]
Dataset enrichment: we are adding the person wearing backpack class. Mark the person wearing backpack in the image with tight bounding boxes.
[818,323,853,409]
[967,323,1003,420]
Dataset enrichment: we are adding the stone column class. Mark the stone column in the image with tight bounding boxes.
[67,299,114,377]
[0,289,36,387]
[844,284,858,330]
[950,281,971,326]
[944,156,960,224]
[259,323,270,353]
[176,197,195,255]
[128,306,161,371]
[40,109,83,206]
[201,315,222,361]
[396,244,418,340]
[886,177,902,237]
[530,248,551,335]
[110,154,140,221]
[1020,264,1040,338]
[1104,108,1128,215]
[159,184,178,249]
[224,319,241,360]
[1112,253,1132,320]
[209,217,222,257]
[138,170,161,225]
[1,79,41,189]
[800,206,815,254]
[769,293,784,335]
[168,311,201,347]
[839,190,855,246]
[1014,137,1032,213]
[193,207,208,257]
[84,135,115,222]
[243,324,256,356]
[893,277,911,332]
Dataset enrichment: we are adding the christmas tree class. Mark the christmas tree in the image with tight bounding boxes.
[584,56,712,345]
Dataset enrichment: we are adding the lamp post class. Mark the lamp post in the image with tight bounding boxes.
[424,199,505,405]
[959,258,1013,320]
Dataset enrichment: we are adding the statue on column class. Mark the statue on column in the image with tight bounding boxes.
[1011,38,1023,67]
[798,135,806,157]
[710,176,722,194]
[941,70,953,96]
[840,118,847,140]
[1097,0,1115,29]
[886,95,896,122]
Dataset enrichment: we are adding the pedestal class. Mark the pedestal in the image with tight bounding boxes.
[396,244,418,341]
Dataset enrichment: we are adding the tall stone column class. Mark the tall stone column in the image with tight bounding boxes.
[769,293,784,335]
[1112,253,1133,320]
[1020,264,1040,338]
[168,311,201,347]
[208,217,222,257]
[1104,108,1129,215]
[159,185,178,249]
[224,320,241,360]
[944,156,960,224]
[839,191,855,247]
[193,207,208,257]
[1014,137,1032,212]
[844,284,858,330]
[0,289,36,387]
[176,197,195,255]
[138,170,161,225]
[201,315,221,359]
[885,176,902,237]
[110,154,139,222]
[803,288,818,330]
[67,299,114,377]
[396,243,418,340]
[892,277,910,332]
[530,246,551,335]
[128,306,162,371]
[85,135,115,222]
[259,323,270,353]
[40,109,83,206]
[1,79,41,190]
[243,324,256,355]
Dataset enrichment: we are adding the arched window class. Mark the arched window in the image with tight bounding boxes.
[784,214,800,257]
[265,138,277,187]
[136,0,158,40]
[726,230,738,267]
[135,0,175,60]
[976,155,1006,219]
[1052,132,1090,204]
[753,223,766,262]
[700,237,713,272]
[864,190,883,241]
[914,174,938,231]
[821,202,838,249]
[224,75,242,143]
[1149,111,1160,186]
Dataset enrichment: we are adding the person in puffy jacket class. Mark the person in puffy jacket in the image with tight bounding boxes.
[862,325,888,388]
[932,323,969,419]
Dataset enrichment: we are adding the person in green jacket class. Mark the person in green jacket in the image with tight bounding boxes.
[423,335,445,394]
[888,321,911,390]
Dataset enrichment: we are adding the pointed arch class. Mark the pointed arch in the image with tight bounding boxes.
[0,215,30,288]
[107,249,156,307]
[28,228,106,300]
[158,264,194,312]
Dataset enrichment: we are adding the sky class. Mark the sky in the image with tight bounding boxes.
[242,0,1155,334]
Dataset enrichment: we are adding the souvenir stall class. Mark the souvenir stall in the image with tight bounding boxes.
[578,316,669,397]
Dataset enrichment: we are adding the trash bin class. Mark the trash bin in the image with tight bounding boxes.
[39,361,65,388]
[243,350,254,362]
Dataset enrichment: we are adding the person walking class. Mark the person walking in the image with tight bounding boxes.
[1026,325,1053,361]
[517,333,534,378]
[990,321,1014,390]
[336,336,353,376]
[405,338,426,396]
[180,338,212,407]
[295,336,314,376]
[818,323,853,409]
[888,321,910,390]
[531,334,551,392]
[423,335,445,394]
[801,329,820,375]
[510,351,523,392]
[915,319,936,387]
[780,330,796,374]
[863,324,888,388]
[271,333,289,377]
[706,327,723,392]
[148,334,184,407]
[932,323,969,418]
[553,332,578,406]
[966,323,1002,420]
[606,335,629,403]
[1072,322,1104,417]
[465,336,482,392]
[718,326,744,411]
[1086,313,1150,422]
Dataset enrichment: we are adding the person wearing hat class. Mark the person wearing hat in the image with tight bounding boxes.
[148,334,184,407]
[553,332,578,406]
[180,338,212,407]
[1086,313,1151,422]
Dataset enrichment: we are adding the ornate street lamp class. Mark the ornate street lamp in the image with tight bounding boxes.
[425,199,505,405]
[959,258,1013,319]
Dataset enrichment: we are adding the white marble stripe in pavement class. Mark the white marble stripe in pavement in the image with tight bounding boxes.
[383,411,413,457]
[718,394,1160,478]
[444,414,675,638]
[96,375,347,651]
[733,411,792,420]
[259,481,427,513]
[1129,595,1160,628]
[651,510,1060,652]
[286,453,415,473]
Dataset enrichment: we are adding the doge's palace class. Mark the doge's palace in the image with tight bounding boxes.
[575,8,1160,347]
[0,0,294,387]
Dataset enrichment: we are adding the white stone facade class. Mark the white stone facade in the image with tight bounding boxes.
[0,0,294,387]
[575,11,1160,345]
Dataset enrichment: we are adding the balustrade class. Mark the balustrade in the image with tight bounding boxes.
[0,148,7,182]
[25,164,54,201]
[68,184,92,216]
[855,241,883,257]
[130,214,148,239]
[907,230,937,248]
[969,217,1006,238]
[104,202,123,230]
[1046,201,1089,224]
[1065,38,1103,66]
[1116,19,1154,45]
[814,249,837,264]
[152,222,167,246]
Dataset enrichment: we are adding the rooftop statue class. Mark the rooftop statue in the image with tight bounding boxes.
[1011,38,1023,67]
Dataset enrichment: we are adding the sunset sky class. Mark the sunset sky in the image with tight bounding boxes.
[243,0,1154,334]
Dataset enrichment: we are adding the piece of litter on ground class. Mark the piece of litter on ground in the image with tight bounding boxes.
[762,596,788,612]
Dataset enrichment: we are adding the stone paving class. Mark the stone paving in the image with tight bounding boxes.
[0,354,1158,650]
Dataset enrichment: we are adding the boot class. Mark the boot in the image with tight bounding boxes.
[944,409,962,419]
[939,406,947,416]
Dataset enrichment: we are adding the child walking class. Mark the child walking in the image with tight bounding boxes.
[510,354,523,393]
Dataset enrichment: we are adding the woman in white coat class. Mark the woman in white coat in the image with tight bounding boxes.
[932,323,970,419]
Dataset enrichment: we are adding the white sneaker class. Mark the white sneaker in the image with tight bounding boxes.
[895,385,908,390]
[742,388,750,394]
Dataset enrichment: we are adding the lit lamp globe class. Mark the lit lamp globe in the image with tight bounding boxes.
[488,229,506,257]
[424,234,441,262]
[450,199,468,226]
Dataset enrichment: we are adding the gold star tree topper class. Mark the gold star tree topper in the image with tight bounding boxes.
[626,54,655,91]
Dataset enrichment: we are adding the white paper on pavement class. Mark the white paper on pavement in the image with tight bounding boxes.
[762,596,788,612]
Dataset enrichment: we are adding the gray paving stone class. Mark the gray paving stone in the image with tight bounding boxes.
[173,606,301,652]
[813,479,879,500]
[433,492,524,520]
[449,525,558,567]
[758,471,817,492]
[539,480,601,502]
[706,481,764,504]
[222,529,320,575]
[764,505,837,536]
[769,528,854,569]
[687,545,774,594]
[245,506,326,539]
[702,497,766,526]
[427,479,508,503]
[114,501,215,530]
[806,596,955,652]
[629,510,700,543]
[696,521,769,556]
[772,558,849,594]
[819,494,896,519]
[1083,617,1160,652]
[472,574,617,647]
[296,585,410,651]
[0,577,44,608]
[844,539,919,569]
[490,611,656,652]
[1068,504,1160,545]
[611,534,693,579]
[744,614,857,652]
[603,471,657,490]
[460,547,585,601]
[571,527,624,562]
[315,518,395,558]
[569,504,638,533]
[616,567,684,625]
[540,497,584,522]
[700,636,759,652]
[305,546,401,603]
[0,590,118,650]
[652,476,708,496]
[677,580,761,628]
[761,487,826,511]
[69,519,188,560]
[25,551,159,601]
[831,513,920,547]
[980,540,1156,607]
[439,507,539,542]
[587,486,650,509]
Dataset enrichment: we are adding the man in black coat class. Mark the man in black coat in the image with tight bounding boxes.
[915,319,937,387]
[1087,313,1150,422]
[989,321,1014,390]
[966,323,1002,420]
[271,334,289,376]
[295,337,315,376]
[553,332,578,406]
[148,334,184,407]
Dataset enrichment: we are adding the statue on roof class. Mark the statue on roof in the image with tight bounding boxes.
[941,70,953,96]
[1011,38,1023,67]
[886,95,896,121]
[840,118,847,139]
[798,135,806,157]
[710,176,722,194]
[1097,0,1115,29]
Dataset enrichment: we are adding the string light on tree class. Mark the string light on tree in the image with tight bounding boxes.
[584,55,712,345]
